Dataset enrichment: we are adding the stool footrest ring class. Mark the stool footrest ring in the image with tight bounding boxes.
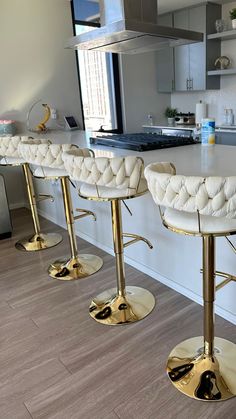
[37,194,54,203]
[122,233,153,249]
[74,208,96,221]
[200,268,236,291]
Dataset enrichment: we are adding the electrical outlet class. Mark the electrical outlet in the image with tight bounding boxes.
[50,108,57,120]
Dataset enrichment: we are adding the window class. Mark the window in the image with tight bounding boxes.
[71,1,123,133]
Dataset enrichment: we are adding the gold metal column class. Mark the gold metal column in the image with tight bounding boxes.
[15,163,62,251]
[48,176,103,280]
[167,235,236,401]
[89,199,155,325]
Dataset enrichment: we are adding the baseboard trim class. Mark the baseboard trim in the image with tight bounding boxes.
[37,208,236,325]
[10,202,27,210]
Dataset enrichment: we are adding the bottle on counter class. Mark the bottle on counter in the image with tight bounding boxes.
[201,118,215,146]
[147,114,154,126]
[223,109,234,126]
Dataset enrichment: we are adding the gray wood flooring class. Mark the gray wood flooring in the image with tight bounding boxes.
[0,208,235,419]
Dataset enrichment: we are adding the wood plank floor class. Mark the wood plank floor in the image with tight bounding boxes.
[0,208,235,419]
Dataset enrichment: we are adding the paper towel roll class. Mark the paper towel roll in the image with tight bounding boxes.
[196,101,207,125]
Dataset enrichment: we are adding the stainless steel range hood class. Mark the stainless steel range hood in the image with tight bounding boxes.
[66,0,203,54]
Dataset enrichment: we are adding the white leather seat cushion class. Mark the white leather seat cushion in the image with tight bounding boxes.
[79,178,147,200]
[164,208,236,235]
[0,156,25,166]
[33,166,68,179]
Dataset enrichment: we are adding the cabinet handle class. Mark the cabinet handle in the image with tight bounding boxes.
[186,79,189,90]
[190,78,193,90]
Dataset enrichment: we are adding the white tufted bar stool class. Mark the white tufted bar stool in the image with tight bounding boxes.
[18,142,103,280]
[0,136,62,251]
[62,151,155,325]
[145,162,236,401]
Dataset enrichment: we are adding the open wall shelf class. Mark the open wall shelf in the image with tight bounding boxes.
[207,68,236,76]
[207,30,236,41]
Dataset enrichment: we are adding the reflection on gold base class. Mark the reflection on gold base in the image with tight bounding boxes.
[167,336,236,401]
[48,254,103,280]
[15,233,62,252]
[89,286,155,325]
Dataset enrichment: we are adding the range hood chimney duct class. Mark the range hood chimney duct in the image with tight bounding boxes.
[100,0,158,26]
[66,0,203,54]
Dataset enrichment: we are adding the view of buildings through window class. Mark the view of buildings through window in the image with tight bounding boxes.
[75,25,116,131]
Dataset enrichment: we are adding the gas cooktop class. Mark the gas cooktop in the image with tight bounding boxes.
[90,132,197,152]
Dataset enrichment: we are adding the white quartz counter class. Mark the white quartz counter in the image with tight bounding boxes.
[143,124,236,134]
[25,130,236,325]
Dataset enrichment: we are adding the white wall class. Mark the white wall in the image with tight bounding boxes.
[0,0,82,132]
[171,2,236,125]
[0,0,82,208]
[119,53,171,132]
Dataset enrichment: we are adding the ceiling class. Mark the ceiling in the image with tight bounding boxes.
[158,0,232,14]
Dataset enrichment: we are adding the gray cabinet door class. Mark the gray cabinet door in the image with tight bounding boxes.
[216,132,236,145]
[174,9,190,91]
[189,6,206,91]
[157,13,174,93]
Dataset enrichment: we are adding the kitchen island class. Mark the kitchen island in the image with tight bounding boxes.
[24,130,236,325]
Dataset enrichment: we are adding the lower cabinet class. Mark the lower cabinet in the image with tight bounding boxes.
[216,132,236,145]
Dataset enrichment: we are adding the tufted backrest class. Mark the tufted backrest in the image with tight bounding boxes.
[18,143,92,169]
[0,136,37,158]
[62,150,144,191]
[144,162,236,218]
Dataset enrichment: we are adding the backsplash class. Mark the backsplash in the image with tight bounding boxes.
[171,1,236,126]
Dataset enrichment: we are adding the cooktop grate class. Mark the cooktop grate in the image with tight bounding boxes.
[90,132,197,152]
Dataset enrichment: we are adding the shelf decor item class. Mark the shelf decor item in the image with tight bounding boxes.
[214,56,231,70]
[0,120,16,136]
[27,99,51,133]
[215,19,225,33]
[164,107,177,125]
[229,8,236,29]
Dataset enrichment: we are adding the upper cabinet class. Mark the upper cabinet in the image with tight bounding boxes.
[157,3,221,92]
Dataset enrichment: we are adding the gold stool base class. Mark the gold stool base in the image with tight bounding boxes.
[15,233,62,252]
[48,254,103,280]
[89,286,155,325]
[167,336,236,401]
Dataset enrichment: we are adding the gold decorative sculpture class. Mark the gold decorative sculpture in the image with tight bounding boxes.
[214,56,231,70]
[35,104,51,132]
[27,100,51,132]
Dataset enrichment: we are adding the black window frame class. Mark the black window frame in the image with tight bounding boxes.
[70,1,123,133]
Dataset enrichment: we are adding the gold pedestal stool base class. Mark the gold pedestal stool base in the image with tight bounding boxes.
[167,336,236,401]
[48,255,103,280]
[15,233,62,252]
[89,286,155,325]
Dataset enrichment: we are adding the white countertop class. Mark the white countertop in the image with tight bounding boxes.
[36,129,236,177]
[143,124,236,133]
